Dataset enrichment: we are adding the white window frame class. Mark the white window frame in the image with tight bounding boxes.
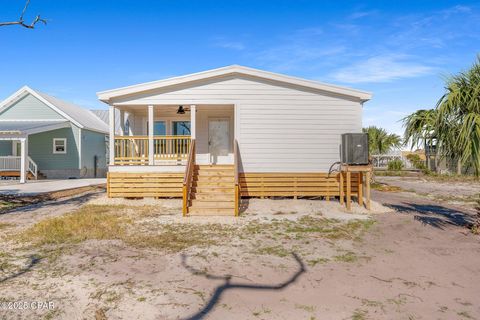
[53,138,67,154]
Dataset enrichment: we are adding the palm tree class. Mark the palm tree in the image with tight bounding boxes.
[436,57,480,176]
[403,56,480,176]
[402,109,438,170]
[402,109,437,149]
[362,126,402,155]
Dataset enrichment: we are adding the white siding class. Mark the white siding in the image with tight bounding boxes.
[113,76,363,173]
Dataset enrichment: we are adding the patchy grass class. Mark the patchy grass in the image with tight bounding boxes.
[15,204,235,253]
[0,200,21,211]
[255,245,290,257]
[295,303,316,312]
[307,257,330,266]
[371,182,403,192]
[334,251,358,263]
[127,223,234,253]
[351,309,369,320]
[244,216,375,241]
[0,222,13,230]
[17,205,131,246]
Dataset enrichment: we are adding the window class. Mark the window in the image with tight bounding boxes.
[154,121,166,135]
[146,121,166,135]
[173,121,191,136]
[53,138,67,154]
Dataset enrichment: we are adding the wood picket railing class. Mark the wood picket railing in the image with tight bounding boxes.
[234,139,240,216]
[114,136,149,165]
[182,139,196,216]
[114,135,191,165]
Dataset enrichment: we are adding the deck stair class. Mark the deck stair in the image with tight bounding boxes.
[189,165,235,216]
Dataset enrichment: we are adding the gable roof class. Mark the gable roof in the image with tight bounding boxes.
[91,109,122,134]
[97,65,373,103]
[0,86,108,134]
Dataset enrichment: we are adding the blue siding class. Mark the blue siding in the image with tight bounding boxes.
[0,94,63,120]
[28,127,79,170]
[81,129,107,170]
[0,141,12,156]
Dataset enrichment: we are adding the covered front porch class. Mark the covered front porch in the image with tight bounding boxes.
[0,121,68,183]
[109,104,235,167]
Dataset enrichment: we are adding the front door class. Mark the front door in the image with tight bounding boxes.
[208,119,230,164]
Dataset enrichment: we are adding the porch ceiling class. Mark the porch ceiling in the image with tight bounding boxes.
[116,104,233,116]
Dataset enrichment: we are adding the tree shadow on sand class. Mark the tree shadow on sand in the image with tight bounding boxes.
[386,202,474,229]
[181,252,306,320]
[0,254,41,284]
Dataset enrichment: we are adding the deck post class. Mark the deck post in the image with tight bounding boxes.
[109,105,115,165]
[148,105,154,165]
[20,138,26,183]
[190,105,196,139]
[346,171,351,211]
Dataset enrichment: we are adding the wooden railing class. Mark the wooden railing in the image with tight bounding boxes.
[234,139,240,216]
[182,139,196,216]
[154,136,191,160]
[114,135,191,165]
[114,136,149,165]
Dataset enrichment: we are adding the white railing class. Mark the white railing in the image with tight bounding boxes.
[0,156,21,171]
[371,154,414,169]
[0,156,38,179]
[28,156,38,179]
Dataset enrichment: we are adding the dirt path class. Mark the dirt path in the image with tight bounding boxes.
[0,190,479,320]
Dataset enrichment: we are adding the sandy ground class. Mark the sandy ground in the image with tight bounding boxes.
[0,180,479,320]
[376,175,480,198]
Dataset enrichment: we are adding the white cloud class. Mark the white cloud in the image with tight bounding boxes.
[348,10,377,20]
[214,40,245,51]
[330,55,434,83]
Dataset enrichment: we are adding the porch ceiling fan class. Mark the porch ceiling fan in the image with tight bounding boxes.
[177,105,190,114]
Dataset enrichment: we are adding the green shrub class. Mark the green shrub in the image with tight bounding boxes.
[406,154,426,170]
[387,159,404,171]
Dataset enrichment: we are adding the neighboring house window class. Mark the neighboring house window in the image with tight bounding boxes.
[124,119,130,135]
[53,138,67,154]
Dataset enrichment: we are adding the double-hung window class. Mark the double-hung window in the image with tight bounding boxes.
[53,138,67,154]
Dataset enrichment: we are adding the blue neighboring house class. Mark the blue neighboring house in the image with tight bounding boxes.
[0,86,109,182]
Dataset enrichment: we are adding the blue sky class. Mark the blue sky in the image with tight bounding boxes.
[1,0,479,135]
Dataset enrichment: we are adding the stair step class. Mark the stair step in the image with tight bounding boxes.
[188,208,235,216]
[192,194,235,201]
[191,200,234,208]
[193,181,234,187]
[195,165,234,169]
[194,176,234,181]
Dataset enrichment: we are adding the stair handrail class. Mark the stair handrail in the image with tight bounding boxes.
[27,156,38,179]
[182,139,196,216]
[234,139,240,216]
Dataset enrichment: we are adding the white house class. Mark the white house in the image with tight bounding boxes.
[97,65,372,215]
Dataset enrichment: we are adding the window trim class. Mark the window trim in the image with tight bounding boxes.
[53,138,67,154]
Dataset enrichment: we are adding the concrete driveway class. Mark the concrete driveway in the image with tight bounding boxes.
[0,178,106,196]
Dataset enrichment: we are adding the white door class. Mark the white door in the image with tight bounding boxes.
[208,119,230,164]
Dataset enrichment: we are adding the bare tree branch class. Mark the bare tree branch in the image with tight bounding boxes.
[0,0,47,29]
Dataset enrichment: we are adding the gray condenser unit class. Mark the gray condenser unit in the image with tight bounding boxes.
[340,133,369,165]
